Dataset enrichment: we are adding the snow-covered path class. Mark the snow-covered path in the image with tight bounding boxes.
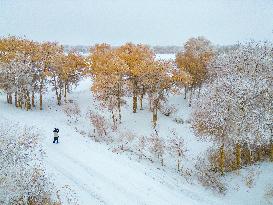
[0,90,221,205]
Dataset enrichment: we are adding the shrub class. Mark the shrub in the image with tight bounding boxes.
[264,185,273,205]
[173,117,184,124]
[167,130,187,171]
[159,104,177,117]
[115,131,136,152]
[194,156,227,194]
[0,121,55,204]
[148,131,165,166]
[87,111,111,142]
[63,101,81,123]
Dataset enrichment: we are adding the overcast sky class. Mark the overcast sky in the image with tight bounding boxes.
[0,0,272,46]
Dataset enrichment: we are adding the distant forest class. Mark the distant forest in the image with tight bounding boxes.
[63,45,183,54]
[63,44,237,54]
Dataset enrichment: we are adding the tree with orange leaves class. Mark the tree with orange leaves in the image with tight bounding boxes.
[176,37,214,106]
[50,51,86,105]
[0,37,40,109]
[145,60,174,127]
[116,43,155,113]
[90,44,129,125]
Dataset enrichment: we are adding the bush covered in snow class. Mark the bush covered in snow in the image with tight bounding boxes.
[87,111,112,142]
[159,103,177,117]
[173,117,184,124]
[63,101,81,123]
[0,120,55,204]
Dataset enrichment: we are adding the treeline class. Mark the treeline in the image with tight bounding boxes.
[0,36,214,127]
[0,36,86,110]
[0,36,213,125]
[63,45,183,55]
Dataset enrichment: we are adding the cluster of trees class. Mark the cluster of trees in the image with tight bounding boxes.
[90,43,167,127]
[89,40,208,127]
[176,36,214,106]
[0,36,213,129]
[0,36,86,110]
[193,42,273,174]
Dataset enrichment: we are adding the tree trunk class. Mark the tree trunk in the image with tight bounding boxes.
[184,86,187,99]
[111,110,116,127]
[57,87,62,105]
[161,157,164,166]
[39,84,43,110]
[140,86,144,110]
[26,96,28,111]
[140,95,143,110]
[24,93,27,110]
[9,94,12,104]
[149,97,152,112]
[132,79,138,113]
[133,95,137,113]
[152,107,158,128]
[55,88,59,105]
[57,95,61,105]
[235,143,241,169]
[118,96,121,123]
[177,158,180,171]
[64,83,67,102]
[6,94,9,104]
[219,144,225,175]
[257,146,262,161]
[18,95,22,109]
[15,92,18,107]
[189,87,193,107]
[26,91,31,111]
[31,91,35,108]
[245,145,252,165]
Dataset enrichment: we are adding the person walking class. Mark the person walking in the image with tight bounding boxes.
[53,128,59,143]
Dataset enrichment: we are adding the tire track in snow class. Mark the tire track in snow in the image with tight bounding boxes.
[47,150,107,205]
[49,146,148,205]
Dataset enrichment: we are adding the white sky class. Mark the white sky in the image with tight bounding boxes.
[0,0,272,46]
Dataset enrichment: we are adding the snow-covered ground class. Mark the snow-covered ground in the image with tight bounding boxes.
[0,79,215,205]
[155,54,176,60]
[0,55,272,205]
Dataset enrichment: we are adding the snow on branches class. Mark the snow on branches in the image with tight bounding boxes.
[0,37,87,110]
[193,42,273,146]
[0,120,53,204]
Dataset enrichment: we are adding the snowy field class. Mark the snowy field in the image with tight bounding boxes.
[1,55,272,205]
